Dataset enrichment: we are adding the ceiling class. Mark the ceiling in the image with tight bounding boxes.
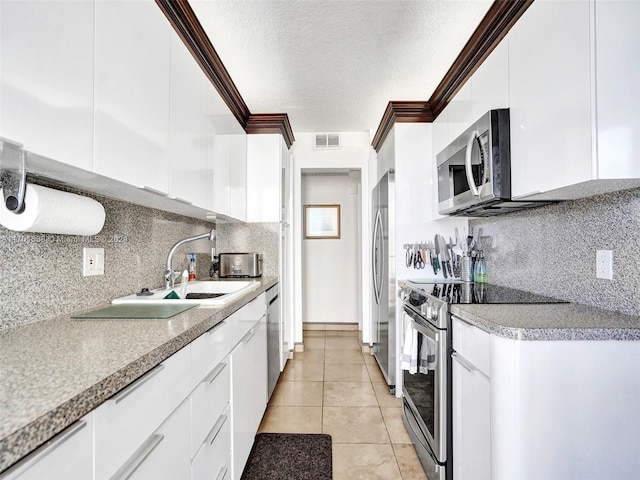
[190,0,493,134]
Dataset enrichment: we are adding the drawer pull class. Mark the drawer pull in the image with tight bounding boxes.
[239,318,264,344]
[452,352,489,379]
[0,420,87,479]
[205,413,228,446]
[215,465,229,480]
[114,364,165,404]
[206,320,227,336]
[203,362,227,385]
[453,315,475,328]
[110,433,164,480]
[140,186,168,197]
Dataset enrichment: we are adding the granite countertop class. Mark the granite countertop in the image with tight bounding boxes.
[0,276,278,473]
[450,302,640,341]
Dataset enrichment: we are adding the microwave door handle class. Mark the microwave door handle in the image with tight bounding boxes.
[464,130,480,197]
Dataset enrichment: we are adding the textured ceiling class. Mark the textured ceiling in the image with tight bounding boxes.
[190,0,492,134]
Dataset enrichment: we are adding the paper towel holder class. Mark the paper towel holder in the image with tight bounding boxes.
[0,138,27,214]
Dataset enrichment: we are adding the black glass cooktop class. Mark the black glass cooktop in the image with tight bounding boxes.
[406,280,567,305]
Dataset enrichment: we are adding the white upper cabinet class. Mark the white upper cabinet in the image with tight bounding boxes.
[509,0,640,201]
[208,123,247,221]
[168,30,210,209]
[246,134,287,223]
[593,1,640,180]
[94,0,171,194]
[470,40,509,121]
[446,81,473,142]
[0,1,94,171]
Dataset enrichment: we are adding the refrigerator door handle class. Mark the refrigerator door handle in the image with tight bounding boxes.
[372,208,382,305]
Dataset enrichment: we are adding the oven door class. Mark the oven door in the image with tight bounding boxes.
[401,306,448,463]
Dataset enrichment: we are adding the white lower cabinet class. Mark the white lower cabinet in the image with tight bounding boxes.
[120,400,191,480]
[0,415,93,480]
[4,291,270,480]
[231,317,268,480]
[94,345,191,480]
[452,316,490,480]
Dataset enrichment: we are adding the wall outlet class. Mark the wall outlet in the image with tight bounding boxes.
[596,249,613,280]
[83,248,105,277]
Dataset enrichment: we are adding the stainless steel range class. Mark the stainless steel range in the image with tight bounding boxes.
[400,280,566,480]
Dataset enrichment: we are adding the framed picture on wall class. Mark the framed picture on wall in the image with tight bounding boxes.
[304,204,341,239]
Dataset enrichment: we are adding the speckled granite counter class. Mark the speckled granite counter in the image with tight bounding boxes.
[450,302,640,341]
[0,277,278,473]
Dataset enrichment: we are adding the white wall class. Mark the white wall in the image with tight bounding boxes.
[302,174,360,324]
[292,132,371,345]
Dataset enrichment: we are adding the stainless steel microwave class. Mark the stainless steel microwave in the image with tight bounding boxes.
[436,109,553,217]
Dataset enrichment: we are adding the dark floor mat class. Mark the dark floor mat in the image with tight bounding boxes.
[240,433,332,480]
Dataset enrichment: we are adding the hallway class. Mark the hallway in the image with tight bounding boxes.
[258,325,428,480]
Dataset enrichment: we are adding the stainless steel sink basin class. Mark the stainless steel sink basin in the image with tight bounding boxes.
[111,280,260,307]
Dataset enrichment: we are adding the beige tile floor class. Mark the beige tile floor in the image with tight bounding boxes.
[258,327,428,480]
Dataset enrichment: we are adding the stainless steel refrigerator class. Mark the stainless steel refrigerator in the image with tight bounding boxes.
[371,170,395,393]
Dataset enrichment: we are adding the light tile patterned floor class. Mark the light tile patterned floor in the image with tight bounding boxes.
[258,327,428,480]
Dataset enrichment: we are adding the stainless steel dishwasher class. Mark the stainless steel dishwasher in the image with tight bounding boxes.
[266,284,281,399]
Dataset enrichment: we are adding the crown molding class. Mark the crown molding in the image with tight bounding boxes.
[371,102,433,152]
[372,0,533,152]
[156,0,294,147]
[429,0,534,118]
[246,114,295,149]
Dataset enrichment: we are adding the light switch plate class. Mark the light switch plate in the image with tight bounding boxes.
[596,249,613,280]
[83,247,105,277]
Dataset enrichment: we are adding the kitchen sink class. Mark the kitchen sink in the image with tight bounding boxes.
[111,280,261,307]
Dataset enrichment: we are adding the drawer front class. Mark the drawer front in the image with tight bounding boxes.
[233,293,266,323]
[191,405,231,480]
[190,359,231,458]
[452,316,490,376]
[122,400,191,480]
[0,414,93,480]
[190,319,232,390]
[94,345,191,480]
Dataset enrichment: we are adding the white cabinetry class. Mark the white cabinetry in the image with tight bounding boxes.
[246,135,288,222]
[470,41,509,122]
[490,335,640,479]
[451,316,490,480]
[209,128,247,221]
[509,0,640,201]
[0,415,93,480]
[168,30,210,208]
[0,1,94,171]
[94,345,190,480]
[123,400,191,480]
[231,307,267,480]
[94,0,171,194]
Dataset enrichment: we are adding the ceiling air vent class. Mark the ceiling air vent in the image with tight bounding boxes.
[315,133,340,149]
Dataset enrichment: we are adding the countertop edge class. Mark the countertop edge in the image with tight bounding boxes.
[449,304,640,341]
[0,277,278,473]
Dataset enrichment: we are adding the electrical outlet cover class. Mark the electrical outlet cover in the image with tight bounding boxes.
[596,249,613,280]
[83,247,105,277]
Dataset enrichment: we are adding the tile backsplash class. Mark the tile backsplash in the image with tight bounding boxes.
[0,181,216,330]
[471,187,640,317]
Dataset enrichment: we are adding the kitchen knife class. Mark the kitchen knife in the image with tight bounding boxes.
[434,234,446,278]
[440,235,453,278]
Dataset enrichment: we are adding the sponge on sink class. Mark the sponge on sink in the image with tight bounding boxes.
[164,290,180,300]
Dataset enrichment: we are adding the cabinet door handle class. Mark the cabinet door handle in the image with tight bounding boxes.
[204,411,229,445]
[140,186,168,197]
[0,420,87,479]
[172,197,192,205]
[452,352,489,380]
[215,465,229,480]
[114,364,165,404]
[239,319,264,344]
[206,320,227,336]
[110,433,164,480]
[203,362,227,385]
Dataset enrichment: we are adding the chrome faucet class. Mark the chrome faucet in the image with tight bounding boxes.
[164,229,216,289]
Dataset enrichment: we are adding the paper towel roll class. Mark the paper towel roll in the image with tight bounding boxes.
[0,184,105,235]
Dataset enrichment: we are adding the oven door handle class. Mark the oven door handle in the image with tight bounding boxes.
[464,130,480,197]
[403,307,439,342]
